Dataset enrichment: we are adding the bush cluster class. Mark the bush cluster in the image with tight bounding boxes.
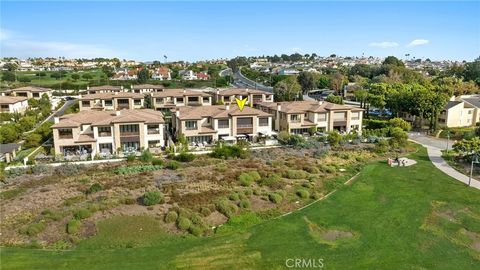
[174,152,196,162]
[73,208,92,220]
[143,191,164,206]
[166,161,180,170]
[286,170,308,179]
[238,171,261,186]
[268,193,283,204]
[215,199,238,218]
[66,219,81,234]
[210,144,247,159]
[115,165,162,175]
[296,189,310,199]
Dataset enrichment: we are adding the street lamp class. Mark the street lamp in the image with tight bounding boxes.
[446,130,450,151]
[469,151,479,186]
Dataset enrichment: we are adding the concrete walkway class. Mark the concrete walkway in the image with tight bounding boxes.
[409,133,480,190]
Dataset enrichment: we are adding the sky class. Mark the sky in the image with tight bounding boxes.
[1,1,479,62]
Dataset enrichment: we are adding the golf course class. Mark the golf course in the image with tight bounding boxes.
[2,146,479,269]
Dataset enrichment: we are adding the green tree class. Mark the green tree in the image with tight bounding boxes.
[382,56,404,67]
[137,68,149,83]
[317,75,330,89]
[0,124,18,143]
[464,60,480,86]
[2,71,16,82]
[354,89,368,108]
[297,71,317,93]
[24,133,42,148]
[82,73,93,80]
[4,63,18,72]
[50,72,62,80]
[326,94,343,104]
[329,72,345,93]
[71,73,80,80]
[273,76,302,101]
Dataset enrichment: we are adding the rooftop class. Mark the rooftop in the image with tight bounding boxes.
[80,92,144,100]
[8,86,52,93]
[0,96,28,104]
[151,89,211,98]
[176,104,271,120]
[132,84,164,90]
[258,100,363,114]
[215,88,272,96]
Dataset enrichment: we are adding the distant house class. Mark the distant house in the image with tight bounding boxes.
[151,89,212,111]
[196,72,210,80]
[212,88,274,106]
[6,86,53,100]
[86,85,125,94]
[0,143,21,163]
[278,69,300,75]
[437,96,480,128]
[111,68,138,81]
[0,96,29,114]
[152,67,171,80]
[179,70,197,80]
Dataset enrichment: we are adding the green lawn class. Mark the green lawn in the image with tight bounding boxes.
[2,147,480,269]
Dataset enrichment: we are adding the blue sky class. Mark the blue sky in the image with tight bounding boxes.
[1,1,479,61]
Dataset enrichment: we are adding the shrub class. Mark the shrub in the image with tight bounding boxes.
[126,154,136,162]
[121,197,136,205]
[238,171,261,186]
[31,164,50,175]
[239,199,251,209]
[143,191,164,206]
[151,158,163,166]
[26,222,46,236]
[41,209,62,221]
[268,193,283,204]
[74,208,92,220]
[389,118,411,131]
[319,164,336,174]
[375,139,390,153]
[244,188,253,196]
[258,173,281,187]
[55,164,83,176]
[286,170,308,179]
[199,207,211,217]
[166,161,180,170]
[188,225,203,236]
[296,189,310,199]
[165,211,178,223]
[86,183,102,194]
[215,199,238,218]
[278,131,291,144]
[364,119,389,129]
[228,192,240,201]
[389,127,408,148]
[327,130,342,147]
[210,144,247,159]
[139,149,153,163]
[176,217,192,230]
[66,219,81,234]
[303,165,319,174]
[174,152,196,162]
[115,164,162,174]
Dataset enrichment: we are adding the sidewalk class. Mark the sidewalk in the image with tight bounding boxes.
[411,138,480,190]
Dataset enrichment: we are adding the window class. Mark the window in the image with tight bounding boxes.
[187,135,212,144]
[468,110,473,114]
[104,100,113,106]
[290,114,300,122]
[99,143,112,154]
[237,117,253,128]
[98,126,111,136]
[147,124,160,134]
[118,99,129,105]
[203,97,210,103]
[134,99,142,105]
[120,124,139,135]
[156,98,163,104]
[82,101,90,107]
[33,93,40,98]
[177,97,184,103]
[318,113,327,121]
[148,140,161,148]
[218,119,229,128]
[58,129,73,139]
[122,141,139,152]
[185,121,197,130]
[259,118,269,126]
[351,112,360,120]
[304,113,308,118]
[334,112,346,121]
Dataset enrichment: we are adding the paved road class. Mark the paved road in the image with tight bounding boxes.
[25,99,76,134]
[409,133,480,190]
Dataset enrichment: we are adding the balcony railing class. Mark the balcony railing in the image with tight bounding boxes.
[59,134,73,139]
[147,129,160,134]
[218,124,229,129]
[237,127,253,134]
[290,119,301,123]
[120,132,139,136]
[98,132,112,137]
[237,124,253,128]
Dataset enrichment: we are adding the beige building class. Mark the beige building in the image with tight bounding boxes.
[257,100,363,134]
[438,96,480,127]
[0,96,29,114]
[79,92,145,111]
[172,103,273,144]
[212,88,274,106]
[7,86,53,100]
[52,109,165,158]
[131,84,164,94]
[151,89,212,111]
[86,85,125,94]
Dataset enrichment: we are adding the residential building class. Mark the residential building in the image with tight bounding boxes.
[111,68,138,81]
[7,86,53,100]
[212,88,274,106]
[196,72,210,80]
[0,96,29,114]
[257,100,363,134]
[179,70,197,80]
[438,96,480,127]
[131,84,164,94]
[86,85,124,94]
[79,92,145,111]
[52,109,165,158]
[152,67,171,80]
[172,103,273,144]
[151,89,212,111]
[0,143,21,163]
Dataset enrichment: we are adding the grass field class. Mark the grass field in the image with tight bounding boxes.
[2,147,479,269]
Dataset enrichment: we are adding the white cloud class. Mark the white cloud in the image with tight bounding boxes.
[368,41,399,48]
[407,39,430,47]
[0,28,122,58]
[290,47,303,53]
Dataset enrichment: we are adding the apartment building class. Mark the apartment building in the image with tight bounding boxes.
[7,86,53,100]
[172,103,273,144]
[86,85,125,94]
[257,100,363,134]
[79,92,145,111]
[52,109,165,158]
[131,84,164,94]
[212,88,274,106]
[0,96,29,114]
[438,96,480,127]
[151,89,212,111]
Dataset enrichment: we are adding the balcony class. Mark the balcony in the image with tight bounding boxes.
[218,124,229,129]
[59,134,73,139]
[118,104,130,109]
[120,131,139,137]
[147,129,160,135]
[237,124,253,134]
[98,131,112,137]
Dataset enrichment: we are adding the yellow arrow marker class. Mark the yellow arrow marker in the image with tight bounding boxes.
[235,97,248,111]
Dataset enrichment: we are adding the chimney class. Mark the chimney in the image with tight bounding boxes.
[54,117,59,124]
[183,89,186,93]
[114,91,118,95]
[246,88,249,92]
[116,111,121,116]
[225,103,230,110]
[276,102,281,111]
[318,101,323,105]
[175,110,180,117]
[86,86,90,90]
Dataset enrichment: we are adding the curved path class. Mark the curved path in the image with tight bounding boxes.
[409,133,480,190]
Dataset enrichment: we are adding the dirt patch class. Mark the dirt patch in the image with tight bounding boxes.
[322,230,354,241]
[205,211,228,227]
[464,230,480,251]
[436,210,459,223]
[249,196,275,211]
